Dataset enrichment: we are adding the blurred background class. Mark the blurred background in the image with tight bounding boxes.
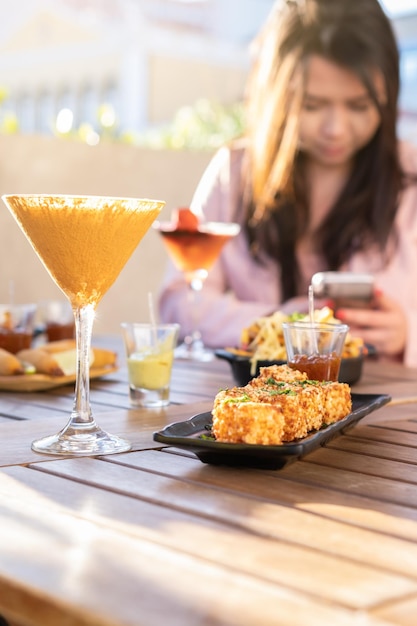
[0,0,269,147]
[0,0,414,146]
[0,0,415,332]
[382,0,417,141]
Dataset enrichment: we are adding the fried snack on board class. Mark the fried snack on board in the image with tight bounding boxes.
[17,348,65,377]
[41,339,76,353]
[0,340,117,378]
[212,364,352,445]
[0,348,25,375]
[90,347,117,369]
[42,340,117,368]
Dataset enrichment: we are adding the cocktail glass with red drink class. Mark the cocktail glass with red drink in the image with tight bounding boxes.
[155,208,240,361]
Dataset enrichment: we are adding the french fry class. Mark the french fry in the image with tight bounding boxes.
[241,307,364,361]
[0,348,25,375]
[17,348,65,377]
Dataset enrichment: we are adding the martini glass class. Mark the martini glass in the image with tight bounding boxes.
[154,214,240,361]
[2,194,164,456]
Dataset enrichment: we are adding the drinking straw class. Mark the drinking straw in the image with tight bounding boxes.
[148,291,158,349]
[308,284,319,353]
[308,285,315,324]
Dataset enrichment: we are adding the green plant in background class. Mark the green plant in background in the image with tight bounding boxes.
[1,111,19,134]
[53,103,118,145]
[52,98,245,149]
[136,98,246,150]
[0,94,246,150]
[0,87,19,134]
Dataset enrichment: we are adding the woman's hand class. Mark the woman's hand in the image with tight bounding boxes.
[336,290,407,359]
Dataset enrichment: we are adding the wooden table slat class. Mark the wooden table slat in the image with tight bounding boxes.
[26,454,417,584]
[0,341,417,625]
[1,464,415,613]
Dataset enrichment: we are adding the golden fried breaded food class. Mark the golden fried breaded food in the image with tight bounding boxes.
[213,389,286,445]
[212,364,351,445]
[17,348,65,377]
[321,382,353,426]
[255,364,308,384]
[0,347,24,375]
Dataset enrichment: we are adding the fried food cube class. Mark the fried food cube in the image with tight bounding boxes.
[212,364,352,445]
[321,381,352,425]
[256,364,308,383]
[213,388,286,445]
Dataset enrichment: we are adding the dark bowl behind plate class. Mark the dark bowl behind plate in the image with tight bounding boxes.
[215,349,364,386]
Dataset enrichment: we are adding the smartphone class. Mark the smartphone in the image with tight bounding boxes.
[311,271,374,308]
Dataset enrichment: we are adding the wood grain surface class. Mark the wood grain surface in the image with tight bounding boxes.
[0,345,416,626]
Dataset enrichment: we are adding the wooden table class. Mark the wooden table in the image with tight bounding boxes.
[1,340,417,626]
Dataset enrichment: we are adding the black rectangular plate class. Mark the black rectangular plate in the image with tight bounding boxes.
[153,393,391,470]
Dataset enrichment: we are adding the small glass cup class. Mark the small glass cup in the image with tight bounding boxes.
[38,300,75,342]
[121,322,179,408]
[282,321,349,381]
[0,303,37,353]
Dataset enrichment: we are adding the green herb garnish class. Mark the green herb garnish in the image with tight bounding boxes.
[224,393,252,404]
[265,378,287,387]
[267,388,297,396]
[200,433,216,441]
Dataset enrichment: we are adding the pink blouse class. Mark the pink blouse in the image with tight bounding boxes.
[158,140,417,366]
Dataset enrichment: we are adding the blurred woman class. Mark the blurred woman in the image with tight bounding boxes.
[159,0,417,365]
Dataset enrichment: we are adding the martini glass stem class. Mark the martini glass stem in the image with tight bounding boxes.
[31,301,131,455]
[72,304,95,425]
[178,269,213,361]
[186,270,205,349]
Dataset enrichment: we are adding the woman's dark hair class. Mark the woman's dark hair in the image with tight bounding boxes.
[242,0,410,300]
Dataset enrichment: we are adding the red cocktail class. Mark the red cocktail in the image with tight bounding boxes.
[155,208,240,360]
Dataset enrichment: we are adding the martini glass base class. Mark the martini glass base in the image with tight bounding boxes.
[175,337,214,362]
[31,425,132,456]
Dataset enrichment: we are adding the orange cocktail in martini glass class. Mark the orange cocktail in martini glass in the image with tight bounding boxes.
[2,194,164,456]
